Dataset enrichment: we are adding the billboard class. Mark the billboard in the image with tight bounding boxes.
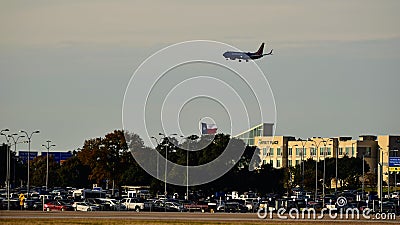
[19,151,39,164]
[42,151,72,164]
[389,157,400,172]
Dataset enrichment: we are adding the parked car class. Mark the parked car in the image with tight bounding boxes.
[24,199,43,210]
[44,201,74,211]
[165,202,186,212]
[72,202,99,211]
[1,199,20,210]
[97,198,126,211]
[223,202,248,213]
[86,198,109,211]
[121,198,145,212]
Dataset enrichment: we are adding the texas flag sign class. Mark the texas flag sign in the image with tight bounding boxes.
[201,123,217,135]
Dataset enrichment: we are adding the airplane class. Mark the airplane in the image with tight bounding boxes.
[223,43,273,62]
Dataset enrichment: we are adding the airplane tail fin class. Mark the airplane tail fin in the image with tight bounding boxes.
[263,49,273,56]
[255,43,265,55]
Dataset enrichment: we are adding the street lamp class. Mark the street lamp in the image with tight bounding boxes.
[158,133,177,197]
[185,135,199,200]
[389,149,399,200]
[309,138,326,202]
[362,154,365,201]
[1,129,10,210]
[42,140,56,191]
[296,138,308,190]
[321,139,331,208]
[20,130,40,198]
[8,134,25,186]
[108,141,119,197]
[335,141,338,196]
[151,136,160,180]
[378,147,389,212]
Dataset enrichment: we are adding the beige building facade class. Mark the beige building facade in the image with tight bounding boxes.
[235,126,399,184]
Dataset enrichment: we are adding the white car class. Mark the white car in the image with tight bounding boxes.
[72,202,99,211]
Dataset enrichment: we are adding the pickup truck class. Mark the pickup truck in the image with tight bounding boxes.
[184,201,209,212]
[121,198,145,212]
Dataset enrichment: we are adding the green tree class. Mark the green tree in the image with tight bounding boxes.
[30,155,60,187]
[292,156,370,192]
[57,153,91,188]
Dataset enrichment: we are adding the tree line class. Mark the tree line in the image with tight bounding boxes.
[0,130,372,196]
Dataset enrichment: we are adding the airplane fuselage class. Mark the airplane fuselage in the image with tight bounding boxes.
[222,43,272,62]
[223,52,262,61]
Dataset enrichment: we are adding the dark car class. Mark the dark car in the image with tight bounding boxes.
[1,199,20,210]
[86,198,111,211]
[224,202,248,213]
[43,201,74,211]
[24,199,43,210]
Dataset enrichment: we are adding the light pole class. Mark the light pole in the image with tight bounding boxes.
[390,148,400,207]
[151,136,160,181]
[388,149,399,199]
[20,130,40,198]
[296,138,308,190]
[42,140,55,191]
[1,128,10,210]
[108,141,119,197]
[309,138,326,202]
[321,139,331,208]
[185,135,199,200]
[8,134,25,187]
[362,154,365,200]
[335,141,338,196]
[378,147,388,212]
[158,133,177,197]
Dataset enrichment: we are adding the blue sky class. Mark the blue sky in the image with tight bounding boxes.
[1,1,399,151]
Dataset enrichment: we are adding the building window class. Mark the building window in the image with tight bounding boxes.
[310,147,316,156]
[327,147,331,156]
[351,147,355,156]
[339,148,343,155]
[303,148,307,156]
[366,147,371,156]
[345,147,351,156]
[288,160,292,167]
[296,160,300,165]
[270,148,274,156]
[263,160,266,165]
[263,148,267,155]
[289,148,292,156]
[296,148,301,156]
[277,160,281,167]
[277,148,281,156]
[270,160,274,166]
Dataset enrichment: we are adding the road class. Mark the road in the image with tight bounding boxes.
[0,211,398,224]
